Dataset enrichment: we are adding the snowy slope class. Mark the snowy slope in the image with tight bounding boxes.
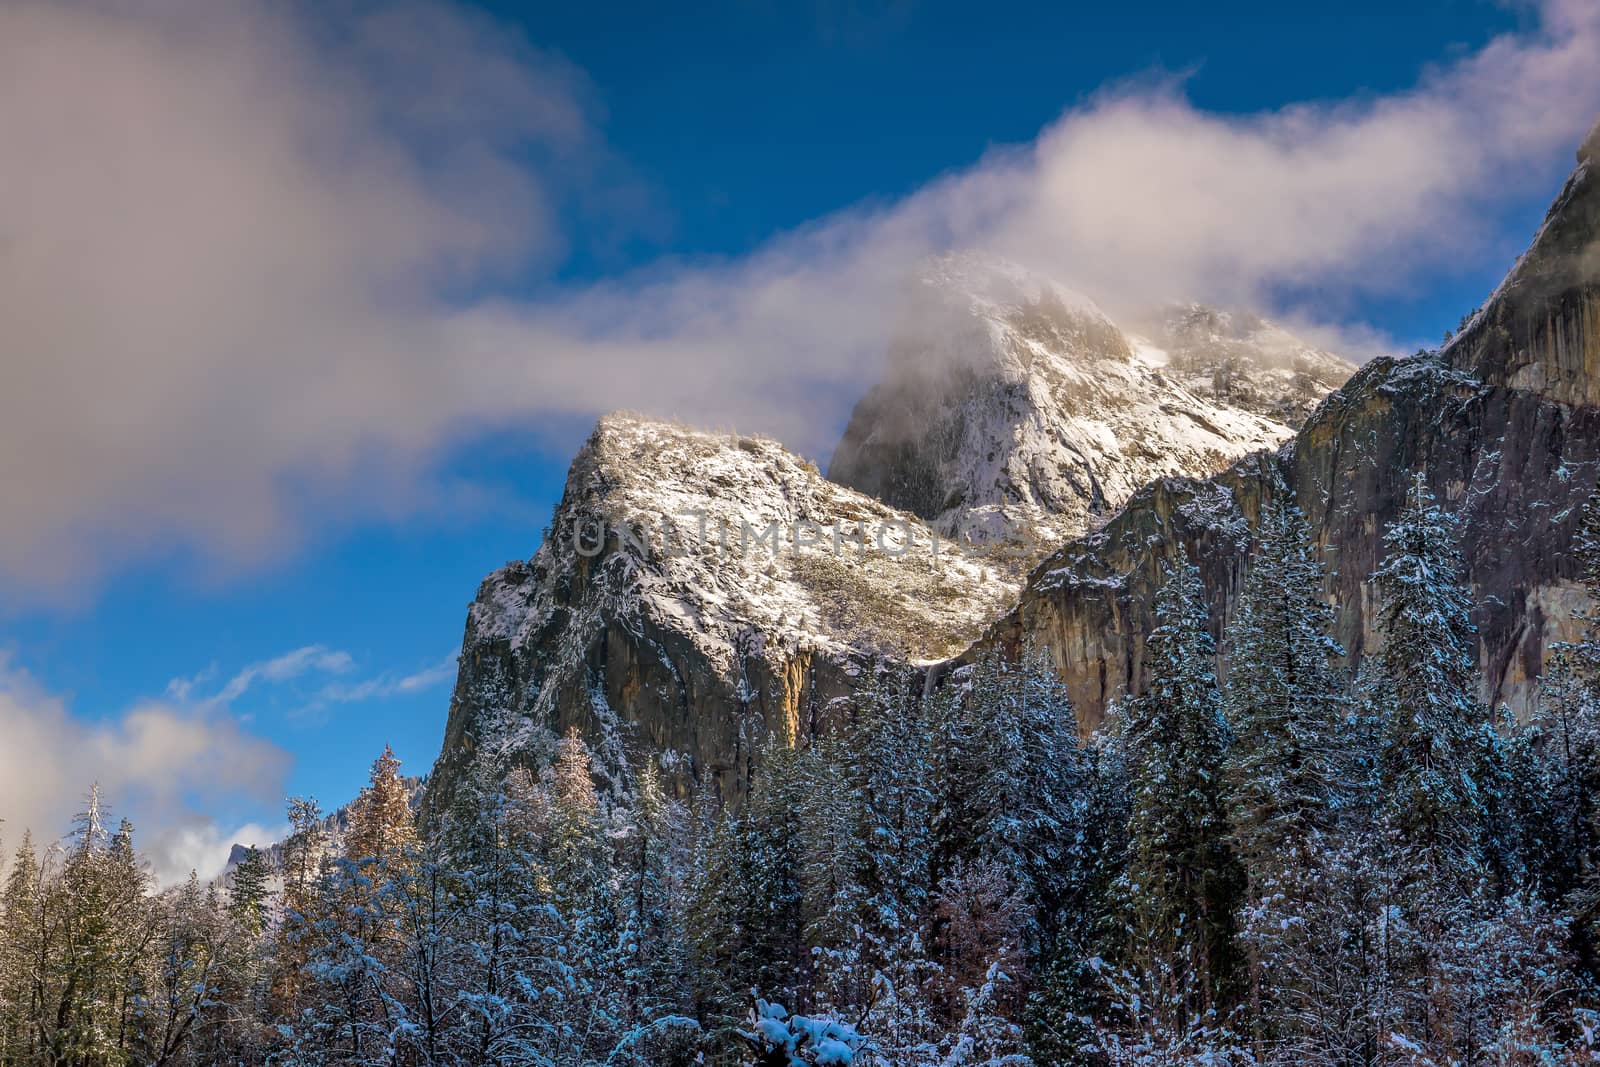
[429,256,1355,805]
[829,252,1355,557]
[1132,303,1355,428]
[428,414,1023,806]
[478,414,1020,666]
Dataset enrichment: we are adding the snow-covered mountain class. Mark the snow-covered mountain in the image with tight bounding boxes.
[1132,303,1354,428]
[982,125,1600,723]
[827,253,1355,557]
[425,413,1023,813]
[425,257,1360,810]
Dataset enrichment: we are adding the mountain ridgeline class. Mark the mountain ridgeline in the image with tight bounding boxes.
[428,121,1600,808]
[980,121,1600,725]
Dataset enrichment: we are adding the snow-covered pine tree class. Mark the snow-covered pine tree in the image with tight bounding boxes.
[798,728,870,994]
[209,846,276,1065]
[289,748,425,1064]
[923,647,1097,1061]
[1470,705,1530,897]
[1220,491,1348,1053]
[832,665,943,1058]
[545,727,629,1064]
[981,646,1093,934]
[433,763,581,1066]
[344,744,418,889]
[1525,652,1599,905]
[688,738,807,1037]
[271,794,326,1016]
[0,832,42,1064]
[1372,472,1484,882]
[1223,492,1346,873]
[619,758,692,1038]
[142,872,226,1067]
[1025,695,1134,1064]
[1363,473,1568,1059]
[1548,481,1600,965]
[1118,558,1243,1027]
[32,799,160,1067]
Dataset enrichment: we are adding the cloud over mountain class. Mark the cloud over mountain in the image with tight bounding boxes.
[2,0,1597,595]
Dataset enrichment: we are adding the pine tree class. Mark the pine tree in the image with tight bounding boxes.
[690,740,807,1029]
[344,743,417,870]
[1025,722,1130,1064]
[1527,652,1600,905]
[0,833,42,1065]
[48,790,116,1065]
[143,872,224,1066]
[956,647,1092,930]
[292,746,423,1064]
[826,666,943,1055]
[1223,493,1346,873]
[271,794,324,1017]
[1373,472,1484,881]
[428,763,577,1067]
[921,647,1095,1060]
[227,845,272,938]
[547,727,627,1064]
[1118,559,1243,1027]
[1221,492,1348,1053]
[620,758,690,1029]
[1549,482,1600,967]
[1366,474,1529,1059]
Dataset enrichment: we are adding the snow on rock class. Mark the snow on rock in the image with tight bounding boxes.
[981,132,1600,727]
[1133,302,1356,428]
[480,413,1018,666]
[828,252,1353,562]
[428,414,1021,808]
[429,254,1358,807]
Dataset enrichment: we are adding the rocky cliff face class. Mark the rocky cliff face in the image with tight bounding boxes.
[827,253,1354,558]
[428,126,1599,806]
[424,415,1020,815]
[979,126,1600,725]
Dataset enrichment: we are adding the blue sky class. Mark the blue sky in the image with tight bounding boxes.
[2,0,1596,881]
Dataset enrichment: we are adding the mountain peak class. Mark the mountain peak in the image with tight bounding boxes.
[427,410,1024,807]
[915,250,1109,324]
[1446,133,1600,407]
[830,260,1352,556]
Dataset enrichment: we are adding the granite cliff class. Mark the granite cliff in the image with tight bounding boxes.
[427,123,1600,807]
[827,252,1353,556]
[424,415,1021,814]
[979,122,1600,725]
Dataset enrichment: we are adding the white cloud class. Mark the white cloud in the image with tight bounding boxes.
[215,645,356,704]
[395,655,460,693]
[0,641,453,884]
[164,644,455,725]
[1,0,1597,595]
[0,658,293,885]
[305,649,460,710]
[166,644,355,707]
[148,820,288,889]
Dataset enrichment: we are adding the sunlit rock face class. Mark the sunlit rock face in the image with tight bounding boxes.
[425,414,1022,813]
[979,129,1600,726]
[427,255,1355,808]
[429,125,1600,808]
